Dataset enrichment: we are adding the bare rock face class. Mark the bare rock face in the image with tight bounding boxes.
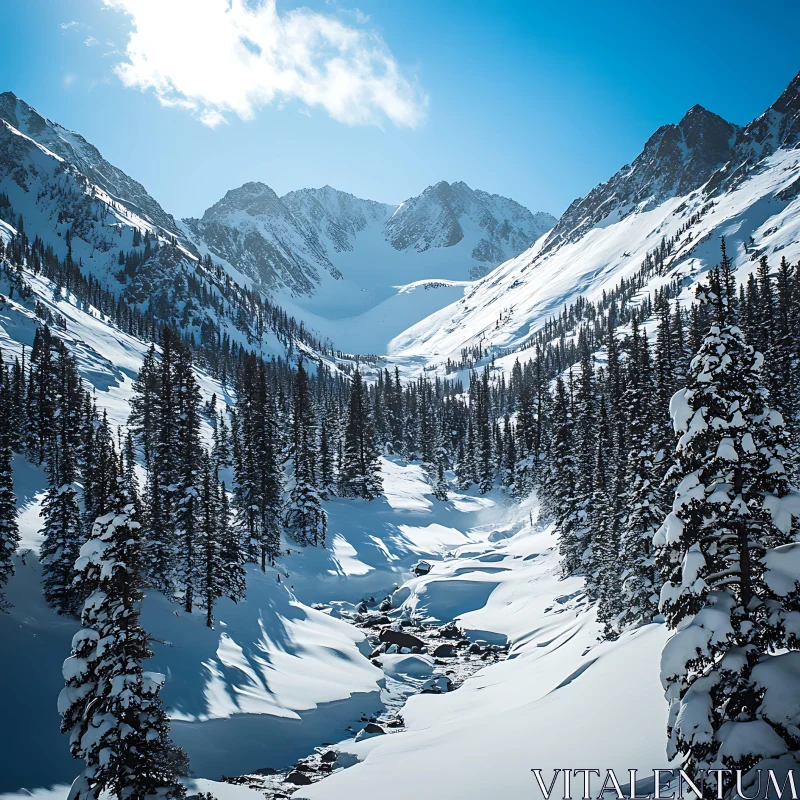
[706,69,800,197]
[543,105,739,253]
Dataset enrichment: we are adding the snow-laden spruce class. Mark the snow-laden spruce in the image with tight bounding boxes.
[0,380,19,603]
[655,263,800,792]
[618,317,663,630]
[59,474,188,800]
[284,360,327,546]
[340,367,383,500]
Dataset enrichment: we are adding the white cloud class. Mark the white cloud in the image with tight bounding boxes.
[102,0,427,129]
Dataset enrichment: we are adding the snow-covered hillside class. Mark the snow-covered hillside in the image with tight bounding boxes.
[390,73,800,369]
[1,460,672,799]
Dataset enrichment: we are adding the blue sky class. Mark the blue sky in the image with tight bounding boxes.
[2,0,800,219]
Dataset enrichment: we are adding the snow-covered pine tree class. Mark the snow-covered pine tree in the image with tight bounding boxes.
[197,454,225,627]
[173,340,204,613]
[618,318,662,631]
[140,330,180,594]
[285,361,327,546]
[40,368,84,616]
[502,413,517,494]
[476,367,494,494]
[234,357,270,569]
[0,384,20,603]
[217,476,245,604]
[318,412,334,499]
[433,460,449,502]
[543,376,582,576]
[211,410,232,469]
[129,343,160,467]
[455,416,475,490]
[587,395,620,636]
[655,262,800,792]
[59,476,188,800]
[26,325,58,464]
[390,366,405,456]
[341,367,382,500]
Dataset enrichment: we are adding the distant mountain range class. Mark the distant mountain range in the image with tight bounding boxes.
[0,91,556,354]
[2,69,800,365]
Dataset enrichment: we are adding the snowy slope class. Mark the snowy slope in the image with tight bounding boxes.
[391,72,800,369]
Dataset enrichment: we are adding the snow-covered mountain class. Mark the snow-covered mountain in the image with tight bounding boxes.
[0,92,187,245]
[184,180,556,353]
[391,70,800,368]
[542,104,739,253]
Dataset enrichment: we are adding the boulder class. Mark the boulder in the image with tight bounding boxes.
[438,622,463,639]
[468,642,483,654]
[364,722,385,735]
[433,643,456,658]
[379,628,426,650]
[371,615,391,627]
[285,771,313,786]
[355,722,386,741]
[320,750,337,763]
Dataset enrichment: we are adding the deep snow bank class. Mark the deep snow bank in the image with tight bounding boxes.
[298,511,673,800]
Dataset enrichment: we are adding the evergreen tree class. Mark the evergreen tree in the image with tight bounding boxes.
[173,341,203,613]
[655,265,800,791]
[341,367,382,499]
[618,319,662,631]
[454,435,472,491]
[40,366,84,616]
[217,476,245,604]
[433,460,449,502]
[59,477,188,800]
[0,385,20,604]
[587,395,619,636]
[476,368,494,494]
[197,454,224,628]
[544,376,582,576]
[285,361,327,546]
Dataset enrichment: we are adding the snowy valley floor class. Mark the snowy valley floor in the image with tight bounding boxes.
[0,457,672,800]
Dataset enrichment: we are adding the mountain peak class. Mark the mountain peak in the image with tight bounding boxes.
[713,69,800,185]
[543,106,738,254]
[772,69,800,115]
[386,180,554,260]
[202,181,284,220]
